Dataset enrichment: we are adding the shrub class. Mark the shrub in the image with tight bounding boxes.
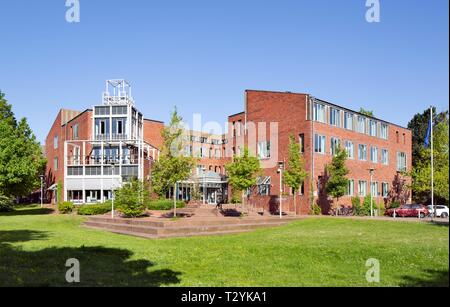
[58,201,74,214]
[0,194,14,212]
[390,201,400,209]
[77,202,112,216]
[115,179,150,218]
[360,194,374,216]
[147,199,185,211]
[351,196,362,216]
[311,203,322,215]
[377,201,386,216]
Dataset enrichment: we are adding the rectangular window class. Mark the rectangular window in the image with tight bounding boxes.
[344,141,354,159]
[54,157,58,171]
[54,135,58,149]
[381,149,389,165]
[72,125,79,140]
[370,146,378,163]
[330,137,340,156]
[314,103,326,123]
[257,177,271,196]
[344,112,353,130]
[380,123,388,140]
[314,134,326,154]
[371,182,379,197]
[358,144,367,161]
[258,141,271,159]
[369,120,377,137]
[299,134,305,153]
[382,182,389,198]
[215,149,221,158]
[347,180,355,196]
[357,116,366,133]
[358,181,367,197]
[95,106,110,116]
[397,152,407,172]
[330,108,341,127]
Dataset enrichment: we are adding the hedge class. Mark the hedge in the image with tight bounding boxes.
[58,201,74,214]
[147,199,186,211]
[77,202,112,216]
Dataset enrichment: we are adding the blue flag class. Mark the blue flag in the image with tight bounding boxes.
[424,116,432,149]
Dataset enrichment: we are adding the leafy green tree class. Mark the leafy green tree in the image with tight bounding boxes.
[411,118,449,205]
[407,107,448,168]
[359,108,374,117]
[0,91,46,198]
[115,179,150,217]
[325,146,349,215]
[284,135,308,215]
[226,147,261,207]
[151,108,194,216]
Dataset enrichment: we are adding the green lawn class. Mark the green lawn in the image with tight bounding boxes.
[0,206,448,287]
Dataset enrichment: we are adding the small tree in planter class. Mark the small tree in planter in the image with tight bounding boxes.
[325,146,349,216]
[115,179,150,218]
[284,135,308,216]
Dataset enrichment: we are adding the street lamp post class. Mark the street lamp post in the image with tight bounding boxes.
[368,168,376,217]
[39,174,44,208]
[278,161,285,219]
[202,166,207,205]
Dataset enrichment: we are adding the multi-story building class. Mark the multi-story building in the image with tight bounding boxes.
[228,90,412,214]
[45,83,412,214]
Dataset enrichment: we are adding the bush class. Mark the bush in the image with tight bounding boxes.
[377,201,386,216]
[390,201,400,209]
[77,202,112,216]
[0,194,14,212]
[58,201,74,214]
[352,196,362,216]
[360,194,374,216]
[311,203,322,215]
[147,199,185,211]
[115,179,150,217]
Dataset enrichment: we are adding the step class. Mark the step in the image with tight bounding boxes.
[83,220,290,237]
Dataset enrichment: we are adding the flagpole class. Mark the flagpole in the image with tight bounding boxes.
[431,107,434,221]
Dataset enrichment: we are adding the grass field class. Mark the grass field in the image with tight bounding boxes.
[0,206,448,287]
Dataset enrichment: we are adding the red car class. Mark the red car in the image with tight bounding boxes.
[386,204,429,218]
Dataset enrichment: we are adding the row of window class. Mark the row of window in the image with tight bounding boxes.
[185,135,227,145]
[347,180,390,198]
[185,146,225,158]
[67,166,138,176]
[313,103,389,140]
[314,134,407,171]
[94,106,128,116]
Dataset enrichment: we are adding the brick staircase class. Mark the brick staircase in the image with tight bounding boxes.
[83,215,302,239]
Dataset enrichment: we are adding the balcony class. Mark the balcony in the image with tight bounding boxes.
[67,155,141,166]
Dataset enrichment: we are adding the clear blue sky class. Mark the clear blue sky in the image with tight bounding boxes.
[0,0,448,143]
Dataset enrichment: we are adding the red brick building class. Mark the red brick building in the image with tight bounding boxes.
[45,83,412,214]
[228,90,412,215]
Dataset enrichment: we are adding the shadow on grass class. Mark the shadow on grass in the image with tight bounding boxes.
[0,207,55,217]
[400,269,449,287]
[0,230,182,287]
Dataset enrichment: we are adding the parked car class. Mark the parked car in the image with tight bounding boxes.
[386,204,429,218]
[427,205,449,218]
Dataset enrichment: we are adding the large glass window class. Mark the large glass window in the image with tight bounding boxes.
[344,112,353,130]
[330,108,341,127]
[331,137,340,156]
[371,182,379,196]
[95,106,110,116]
[95,119,110,136]
[258,141,271,159]
[382,182,389,198]
[257,177,271,196]
[397,152,407,172]
[314,103,326,123]
[380,123,388,140]
[381,149,389,165]
[314,134,326,154]
[358,144,367,161]
[347,180,355,196]
[357,116,366,133]
[369,120,377,137]
[345,141,354,159]
[370,146,378,163]
[358,181,367,197]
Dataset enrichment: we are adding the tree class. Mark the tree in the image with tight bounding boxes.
[407,107,448,168]
[0,91,46,198]
[325,146,349,215]
[410,117,449,205]
[284,135,308,215]
[151,108,194,216]
[115,179,150,217]
[359,108,374,117]
[225,147,261,208]
[387,172,411,207]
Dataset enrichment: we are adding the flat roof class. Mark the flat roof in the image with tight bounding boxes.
[243,89,410,130]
